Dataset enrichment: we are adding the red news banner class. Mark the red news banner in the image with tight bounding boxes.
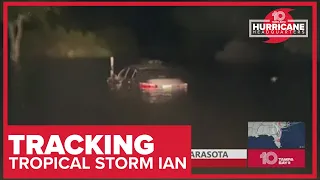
[4,125,191,178]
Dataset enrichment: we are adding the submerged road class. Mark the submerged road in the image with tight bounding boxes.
[8,58,313,174]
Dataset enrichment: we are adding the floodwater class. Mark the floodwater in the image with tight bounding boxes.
[7,58,313,174]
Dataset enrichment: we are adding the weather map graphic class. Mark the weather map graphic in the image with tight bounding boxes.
[248,122,305,149]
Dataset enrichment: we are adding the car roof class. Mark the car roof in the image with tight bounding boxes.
[128,64,168,71]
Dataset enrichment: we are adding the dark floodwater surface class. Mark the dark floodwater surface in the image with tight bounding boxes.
[7,58,313,174]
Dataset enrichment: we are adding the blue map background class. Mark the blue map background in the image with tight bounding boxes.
[248,122,305,148]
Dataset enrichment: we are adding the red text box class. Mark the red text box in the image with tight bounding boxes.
[4,125,191,178]
[248,149,305,168]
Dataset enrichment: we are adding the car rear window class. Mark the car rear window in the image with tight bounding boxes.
[139,69,176,79]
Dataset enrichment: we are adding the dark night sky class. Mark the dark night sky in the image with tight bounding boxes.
[65,6,311,54]
[61,7,184,53]
[28,5,312,72]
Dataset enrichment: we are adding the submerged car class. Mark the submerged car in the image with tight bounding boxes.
[107,59,188,103]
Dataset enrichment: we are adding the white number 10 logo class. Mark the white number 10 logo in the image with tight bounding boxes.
[272,11,286,21]
[260,151,278,165]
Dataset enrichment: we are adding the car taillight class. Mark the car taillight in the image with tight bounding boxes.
[181,83,188,91]
[139,83,158,90]
[181,83,188,88]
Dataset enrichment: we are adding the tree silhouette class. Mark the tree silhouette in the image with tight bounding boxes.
[5,4,60,70]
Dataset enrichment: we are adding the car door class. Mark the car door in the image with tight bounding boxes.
[116,68,129,90]
[127,69,140,96]
[128,68,138,91]
[122,68,135,91]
